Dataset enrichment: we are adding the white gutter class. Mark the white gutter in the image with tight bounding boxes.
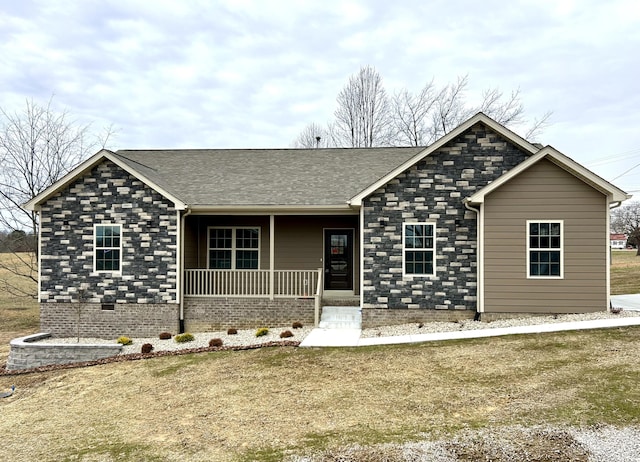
[187,205,357,215]
[464,201,483,315]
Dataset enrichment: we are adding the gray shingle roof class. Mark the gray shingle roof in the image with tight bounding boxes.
[113,147,424,207]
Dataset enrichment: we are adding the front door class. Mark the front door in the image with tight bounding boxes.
[324,229,353,290]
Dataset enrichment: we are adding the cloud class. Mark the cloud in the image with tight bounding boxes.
[0,0,638,193]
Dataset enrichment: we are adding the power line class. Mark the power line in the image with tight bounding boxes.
[612,161,640,182]
[586,147,640,168]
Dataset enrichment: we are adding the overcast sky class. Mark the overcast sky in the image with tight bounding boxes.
[2,0,639,195]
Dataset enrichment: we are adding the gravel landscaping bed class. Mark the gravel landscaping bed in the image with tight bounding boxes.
[360,310,640,338]
[289,425,640,462]
[34,310,640,354]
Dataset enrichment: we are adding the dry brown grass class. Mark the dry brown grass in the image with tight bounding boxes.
[1,328,640,461]
[0,253,39,362]
[611,250,640,295]
[1,251,640,460]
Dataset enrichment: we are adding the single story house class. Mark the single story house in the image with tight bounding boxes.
[25,113,629,338]
[610,233,628,249]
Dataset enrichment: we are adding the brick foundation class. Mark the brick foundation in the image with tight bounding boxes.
[184,297,316,330]
[40,302,180,338]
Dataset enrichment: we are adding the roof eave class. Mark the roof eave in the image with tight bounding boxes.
[349,112,540,206]
[24,149,187,211]
[187,204,358,215]
[465,146,630,205]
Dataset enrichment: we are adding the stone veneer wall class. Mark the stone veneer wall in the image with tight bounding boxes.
[362,122,529,318]
[184,297,316,331]
[39,160,179,337]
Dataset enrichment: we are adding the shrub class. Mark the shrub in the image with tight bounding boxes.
[141,343,153,354]
[292,321,303,329]
[255,327,269,337]
[209,338,223,347]
[175,333,195,343]
[280,330,294,338]
[117,336,132,346]
[417,323,424,329]
[227,328,238,335]
[159,332,172,340]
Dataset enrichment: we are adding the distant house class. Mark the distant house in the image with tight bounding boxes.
[610,233,628,249]
[25,113,630,338]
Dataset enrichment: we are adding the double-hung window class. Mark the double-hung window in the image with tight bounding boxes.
[403,222,435,276]
[95,224,121,272]
[209,227,260,269]
[527,221,563,278]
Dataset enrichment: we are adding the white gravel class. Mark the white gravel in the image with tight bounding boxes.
[290,425,640,461]
[360,310,640,338]
[36,310,640,354]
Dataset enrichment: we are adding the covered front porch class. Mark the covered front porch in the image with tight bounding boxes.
[179,213,361,329]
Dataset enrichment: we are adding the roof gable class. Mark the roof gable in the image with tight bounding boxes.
[465,146,630,204]
[348,112,540,206]
[24,150,187,211]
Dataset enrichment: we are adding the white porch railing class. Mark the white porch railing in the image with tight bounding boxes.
[184,269,321,298]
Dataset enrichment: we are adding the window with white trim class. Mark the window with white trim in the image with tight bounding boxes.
[527,221,562,278]
[95,224,122,272]
[403,222,435,276]
[209,227,260,269]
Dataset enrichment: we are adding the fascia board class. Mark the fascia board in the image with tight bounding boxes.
[106,153,186,210]
[188,204,359,215]
[348,113,539,206]
[24,149,113,211]
[465,146,631,204]
[23,149,187,211]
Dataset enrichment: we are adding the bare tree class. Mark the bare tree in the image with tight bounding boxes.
[611,201,640,255]
[392,80,441,146]
[295,69,553,147]
[292,122,333,148]
[333,66,392,147]
[478,87,524,126]
[0,97,114,297]
[431,75,473,140]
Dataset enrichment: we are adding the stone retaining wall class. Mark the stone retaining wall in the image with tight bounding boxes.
[6,333,122,371]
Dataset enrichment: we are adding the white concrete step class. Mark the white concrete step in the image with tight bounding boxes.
[319,306,362,329]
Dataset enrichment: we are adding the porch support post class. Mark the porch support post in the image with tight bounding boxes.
[269,214,275,300]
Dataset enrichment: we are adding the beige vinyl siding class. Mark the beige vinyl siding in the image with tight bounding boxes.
[483,159,608,313]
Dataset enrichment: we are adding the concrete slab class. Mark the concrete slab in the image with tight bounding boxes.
[299,328,362,347]
[611,294,640,311]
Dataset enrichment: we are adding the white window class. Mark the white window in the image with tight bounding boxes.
[94,224,122,272]
[403,222,435,276]
[527,221,563,278]
[208,227,260,269]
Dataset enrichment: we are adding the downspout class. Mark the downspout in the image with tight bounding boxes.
[178,207,192,333]
[608,200,623,312]
[464,200,482,321]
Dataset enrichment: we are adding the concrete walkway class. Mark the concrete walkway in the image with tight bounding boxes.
[300,312,640,348]
[611,294,640,311]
